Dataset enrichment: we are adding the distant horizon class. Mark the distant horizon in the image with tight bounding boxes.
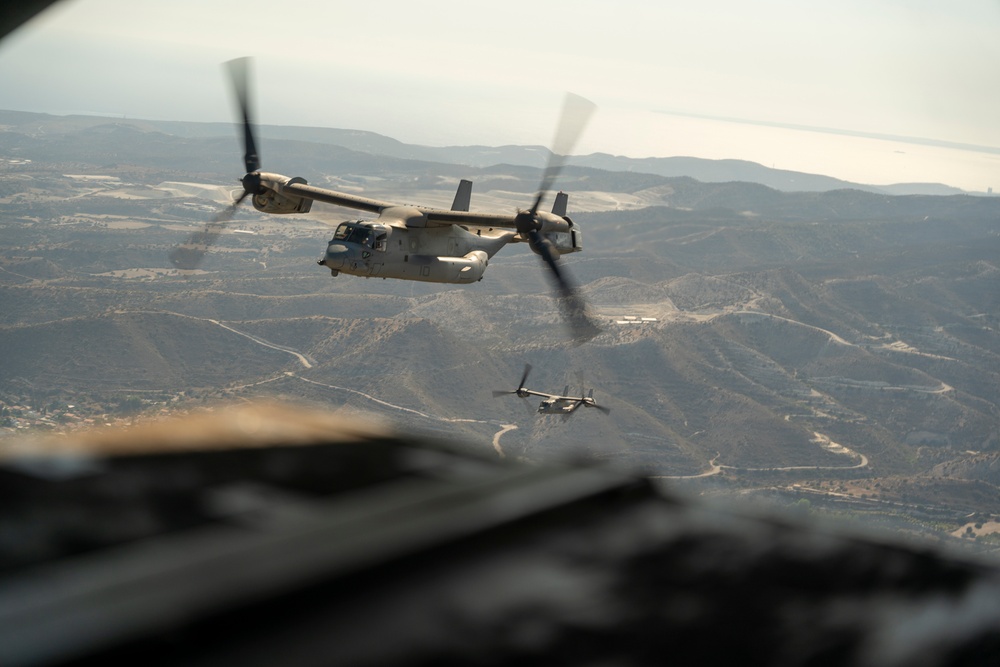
[2,2,999,195]
[655,110,1000,158]
[1,105,993,194]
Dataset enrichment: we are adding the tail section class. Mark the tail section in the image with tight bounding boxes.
[551,191,568,217]
[451,179,473,212]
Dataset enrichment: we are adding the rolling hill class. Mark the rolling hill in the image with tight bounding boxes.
[2,111,999,551]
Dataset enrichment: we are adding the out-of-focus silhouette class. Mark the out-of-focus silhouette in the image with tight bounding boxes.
[0,0,61,41]
[2,402,999,666]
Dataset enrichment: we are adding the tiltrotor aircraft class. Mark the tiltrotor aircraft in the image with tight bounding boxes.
[493,365,611,418]
[170,58,599,340]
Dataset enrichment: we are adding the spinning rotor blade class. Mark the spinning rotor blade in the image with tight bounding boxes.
[576,371,611,414]
[226,57,260,174]
[555,271,602,343]
[581,383,612,414]
[169,191,249,269]
[518,364,533,391]
[490,390,538,417]
[527,231,599,341]
[530,93,596,216]
[493,365,536,415]
[513,94,601,343]
[170,57,261,270]
[492,364,532,398]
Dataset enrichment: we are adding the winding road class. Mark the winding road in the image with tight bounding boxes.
[651,431,869,480]
[209,319,315,369]
[491,424,518,458]
[138,310,877,469]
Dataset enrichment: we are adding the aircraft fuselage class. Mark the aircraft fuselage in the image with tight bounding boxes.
[537,398,579,415]
[320,208,516,284]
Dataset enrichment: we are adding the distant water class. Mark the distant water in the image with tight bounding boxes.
[5,99,997,194]
[580,109,1000,194]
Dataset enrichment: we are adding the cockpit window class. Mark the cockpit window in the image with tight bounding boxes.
[333,223,373,246]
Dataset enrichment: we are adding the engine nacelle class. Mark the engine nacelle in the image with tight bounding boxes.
[527,211,581,255]
[546,227,582,255]
[536,211,572,235]
[527,212,582,257]
[252,176,313,214]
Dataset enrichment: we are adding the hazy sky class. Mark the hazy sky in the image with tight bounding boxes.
[2,0,1000,191]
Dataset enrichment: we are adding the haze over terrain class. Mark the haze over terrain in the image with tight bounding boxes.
[2,1,999,192]
[1,111,998,556]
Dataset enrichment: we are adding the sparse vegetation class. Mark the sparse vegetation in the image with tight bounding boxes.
[2,111,999,555]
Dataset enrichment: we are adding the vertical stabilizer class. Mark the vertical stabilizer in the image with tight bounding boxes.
[451,179,473,211]
[551,191,569,217]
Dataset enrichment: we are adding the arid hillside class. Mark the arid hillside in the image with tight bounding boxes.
[2,114,998,553]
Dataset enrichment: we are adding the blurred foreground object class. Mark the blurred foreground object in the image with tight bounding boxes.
[1,402,999,666]
[0,0,62,41]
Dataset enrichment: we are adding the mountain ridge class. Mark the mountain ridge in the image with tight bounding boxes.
[0,109,966,195]
[2,109,999,551]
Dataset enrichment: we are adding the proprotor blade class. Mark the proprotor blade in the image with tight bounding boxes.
[518,364,533,391]
[169,191,249,269]
[225,57,260,174]
[530,93,596,216]
[513,94,601,344]
[527,229,601,343]
[170,58,261,270]
[528,230,581,312]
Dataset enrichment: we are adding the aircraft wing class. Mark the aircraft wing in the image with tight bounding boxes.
[423,209,518,229]
[276,178,396,214]
[270,175,519,228]
[521,389,561,400]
